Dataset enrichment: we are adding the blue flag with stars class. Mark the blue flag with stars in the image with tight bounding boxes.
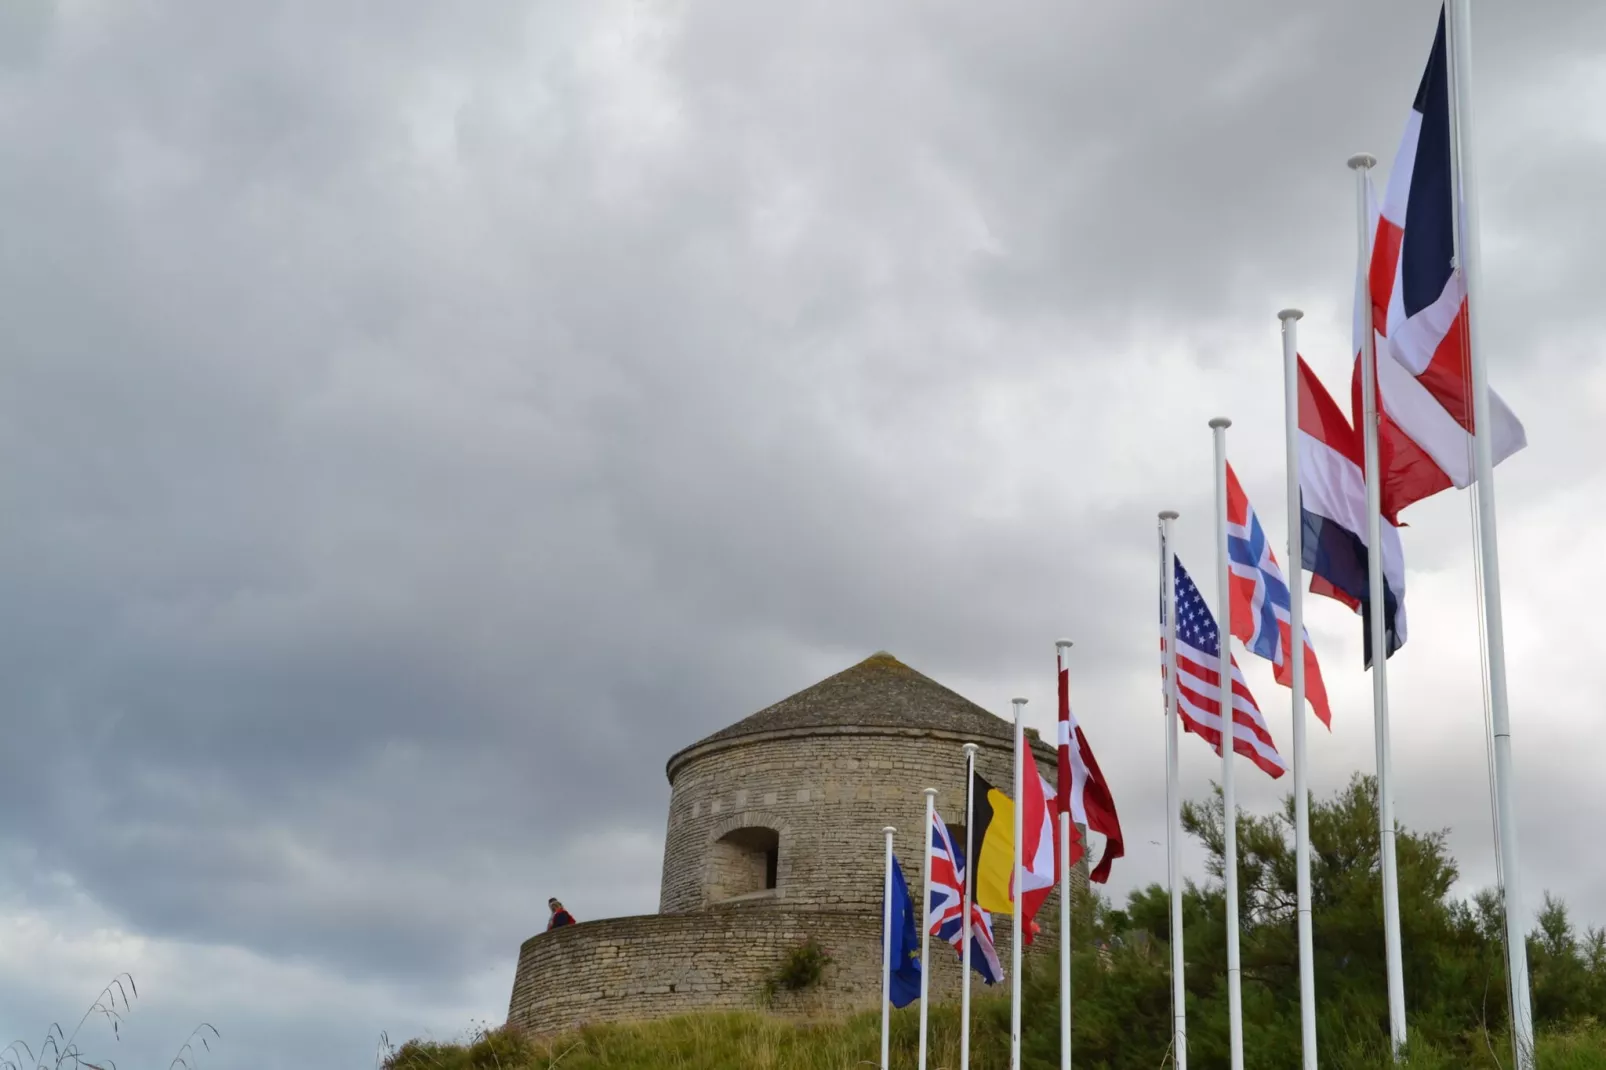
[884,855,922,1007]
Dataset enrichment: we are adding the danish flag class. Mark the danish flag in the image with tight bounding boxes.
[1226,463,1332,728]
[1057,657,1123,883]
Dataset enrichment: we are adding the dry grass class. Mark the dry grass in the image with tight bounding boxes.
[3,974,220,1070]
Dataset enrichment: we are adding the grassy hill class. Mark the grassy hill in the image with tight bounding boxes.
[383,1008,1606,1070]
[393,775,1605,1069]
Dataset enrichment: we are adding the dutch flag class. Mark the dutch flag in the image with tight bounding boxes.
[1299,355,1408,666]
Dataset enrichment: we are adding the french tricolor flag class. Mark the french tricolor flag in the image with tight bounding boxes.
[1299,356,1407,666]
[1359,5,1525,523]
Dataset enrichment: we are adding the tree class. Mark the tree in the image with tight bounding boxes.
[1024,773,1605,1067]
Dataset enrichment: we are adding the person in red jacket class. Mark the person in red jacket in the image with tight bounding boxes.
[546,898,576,931]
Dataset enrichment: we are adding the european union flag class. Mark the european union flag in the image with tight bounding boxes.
[885,856,922,1008]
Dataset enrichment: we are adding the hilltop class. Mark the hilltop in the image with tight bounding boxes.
[392,775,1606,1069]
[382,1008,1606,1070]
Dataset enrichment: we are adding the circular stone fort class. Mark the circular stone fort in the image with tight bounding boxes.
[506,652,1089,1035]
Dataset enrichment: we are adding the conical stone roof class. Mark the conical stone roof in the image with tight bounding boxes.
[667,651,1052,778]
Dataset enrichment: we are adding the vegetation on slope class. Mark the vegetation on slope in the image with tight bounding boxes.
[390,775,1606,1069]
[385,1013,1606,1070]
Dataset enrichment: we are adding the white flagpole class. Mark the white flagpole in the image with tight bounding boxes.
[1444,4,1534,1064]
[882,824,897,1070]
[1160,509,1187,1070]
[1056,639,1074,1070]
[1348,151,1409,1057]
[919,789,937,1070]
[1010,696,1027,1070]
[1279,309,1319,1070]
[1210,416,1244,1070]
[960,741,980,1070]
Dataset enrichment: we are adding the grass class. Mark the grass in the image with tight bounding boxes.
[3,973,221,1070]
[382,1007,1606,1070]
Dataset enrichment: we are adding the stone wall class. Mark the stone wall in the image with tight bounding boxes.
[658,726,1078,916]
[508,721,1096,1036]
[507,904,1061,1036]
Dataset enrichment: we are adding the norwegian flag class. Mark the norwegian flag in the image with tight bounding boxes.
[1358,4,1525,522]
[1225,462,1333,729]
[926,808,1004,985]
[1161,554,1286,779]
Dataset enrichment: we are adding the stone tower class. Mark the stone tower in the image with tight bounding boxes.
[506,652,1088,1036]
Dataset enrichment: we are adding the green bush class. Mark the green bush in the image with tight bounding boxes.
[762,937,834,1005]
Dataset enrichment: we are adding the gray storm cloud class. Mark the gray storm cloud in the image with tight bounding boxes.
[0,1,1600,1066]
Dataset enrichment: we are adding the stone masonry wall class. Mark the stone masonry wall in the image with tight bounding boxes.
[658,727,1084,917]
[508,723,1096,1036]
[507,904,1060,1036]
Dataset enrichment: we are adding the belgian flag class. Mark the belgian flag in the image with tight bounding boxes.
[968,771,1018,916]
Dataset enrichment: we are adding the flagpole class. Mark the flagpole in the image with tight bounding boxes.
[1010,696,1027,1070]
[882,824,897,1070]
[961,741,980,1070]
[1279,309,1319,1070]
[1159,509,1187,1070]
[1210,416,1245,1070]
[1056,639,1074,1070]
[919,789,937,1070]
[1444,4,1534,1064]
[1348,151,1409,1058]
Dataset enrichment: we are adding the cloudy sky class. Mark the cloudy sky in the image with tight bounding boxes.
[2,0,1603,1065]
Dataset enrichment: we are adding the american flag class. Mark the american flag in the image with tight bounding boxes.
[1162,554,1286,779]
[925,808,1003,985]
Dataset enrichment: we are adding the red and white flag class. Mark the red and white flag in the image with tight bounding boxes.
[1056,655,1123,884]
[1015,730,1058,944]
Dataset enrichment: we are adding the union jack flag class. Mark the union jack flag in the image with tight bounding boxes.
[1225,463,1333,729]
[926,809,1004,985]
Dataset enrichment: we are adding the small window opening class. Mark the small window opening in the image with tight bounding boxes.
[707,826,782,903]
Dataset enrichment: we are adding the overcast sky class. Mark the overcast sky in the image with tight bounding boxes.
[1,0,1602,1066]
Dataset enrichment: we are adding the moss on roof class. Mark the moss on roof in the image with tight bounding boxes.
[669,652,1053,775]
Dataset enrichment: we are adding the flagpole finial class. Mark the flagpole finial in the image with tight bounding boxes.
[962,742,980,757]
[1055,638,1073,650]
[1209,417,1231,430]
[1278,308,1303,322]
[883,826,897,835]
[1347,152,1378,171]
[1159,509,1179,520]
[1011,697,1028,708]
[924,787,938,800]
